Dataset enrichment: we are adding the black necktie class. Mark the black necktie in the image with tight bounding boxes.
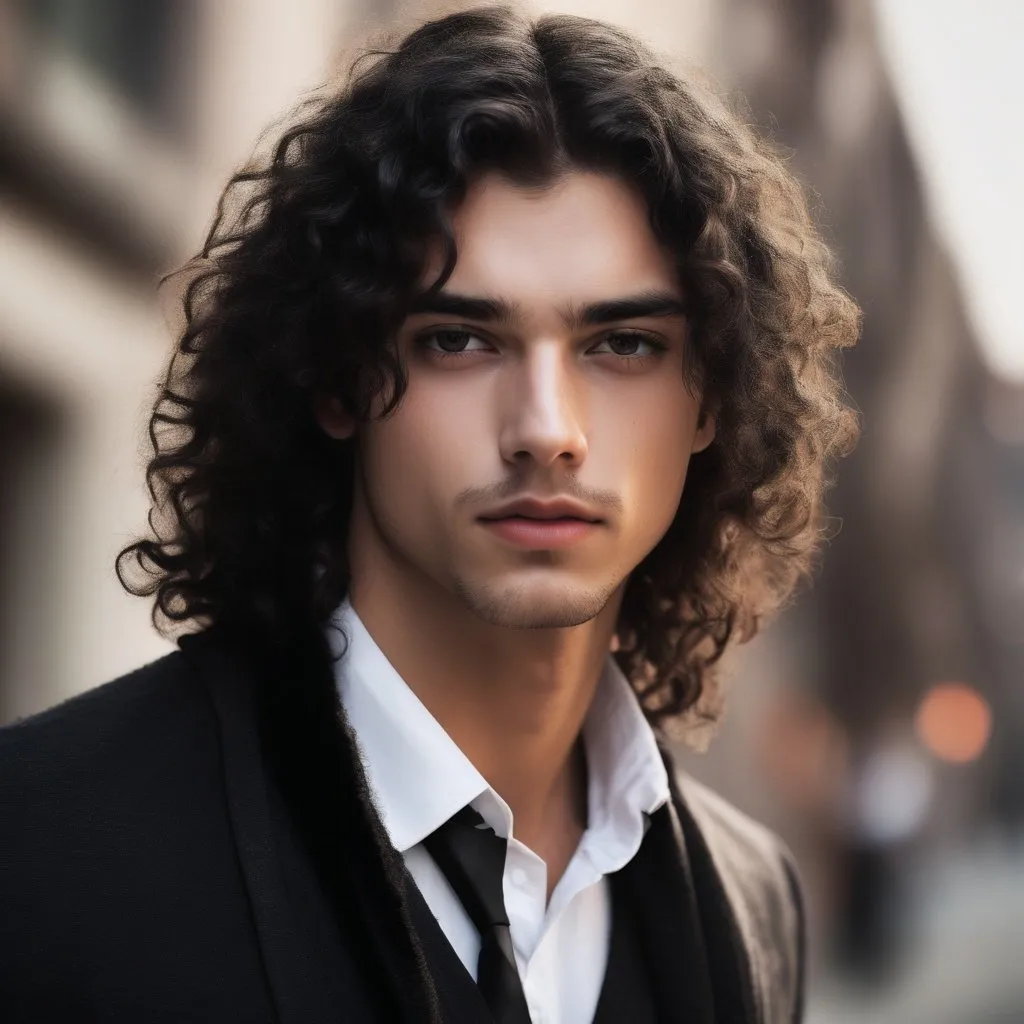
[422,806,534,1024]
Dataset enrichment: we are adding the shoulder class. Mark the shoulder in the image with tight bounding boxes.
[675,768,800,883]
[672,767,807,1024]
[0,647,220,835]
[0,646,238,933]
[0,646,280,1013]
[0,648,206,780]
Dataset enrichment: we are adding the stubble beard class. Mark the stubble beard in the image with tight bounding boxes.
[450,571,622,630]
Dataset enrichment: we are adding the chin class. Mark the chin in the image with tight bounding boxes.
[451,575,618,630]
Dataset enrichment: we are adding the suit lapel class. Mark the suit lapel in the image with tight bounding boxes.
[403,878,493,1024]
[180,627,443,1024]
[671,768,803,1024]
[657,748,764,1024]
[670,794,760,1024]
[180,629,346,1022]
[612,803,717,1024]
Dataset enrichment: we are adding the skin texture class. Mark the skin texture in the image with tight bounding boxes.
[316,170,715,893]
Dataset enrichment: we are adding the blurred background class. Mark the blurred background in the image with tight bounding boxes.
[1,0,1021,1019]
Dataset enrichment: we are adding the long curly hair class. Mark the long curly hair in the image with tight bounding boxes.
[118,3,860,732]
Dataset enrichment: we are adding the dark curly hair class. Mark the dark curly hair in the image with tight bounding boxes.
[118,3,860,733]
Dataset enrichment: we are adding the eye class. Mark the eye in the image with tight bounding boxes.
[590,331,668,358]
[416,328,491,357]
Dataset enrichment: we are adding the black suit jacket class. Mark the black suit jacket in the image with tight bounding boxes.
[0,626,805,1022]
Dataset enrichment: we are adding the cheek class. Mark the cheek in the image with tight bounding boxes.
[603,375,693,463]
[361,386,485,517]
[600,385,695,533]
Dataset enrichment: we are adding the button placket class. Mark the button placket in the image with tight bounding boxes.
[504,845,547,966]
[523,974,547,1024]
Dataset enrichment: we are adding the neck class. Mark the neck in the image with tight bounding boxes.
[347,515,623,888]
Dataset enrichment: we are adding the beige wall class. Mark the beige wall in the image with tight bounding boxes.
[0,0,366,719]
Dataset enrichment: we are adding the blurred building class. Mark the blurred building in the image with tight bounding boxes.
[667,0,1024,1012]
[0,0,381,721]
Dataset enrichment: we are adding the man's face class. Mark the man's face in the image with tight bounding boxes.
[320,170,714,629]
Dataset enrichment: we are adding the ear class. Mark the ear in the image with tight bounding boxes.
[691,404,716,454]
[313,391,356,440]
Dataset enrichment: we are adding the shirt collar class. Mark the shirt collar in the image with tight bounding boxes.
[579,650,671,873]
[329,600,489,852]
[330,598,670,860]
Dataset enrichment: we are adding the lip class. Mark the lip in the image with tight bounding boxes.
[478,497,603,522]
[479,516,599,549]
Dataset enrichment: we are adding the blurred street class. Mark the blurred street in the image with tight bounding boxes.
[809,840,1024,1023]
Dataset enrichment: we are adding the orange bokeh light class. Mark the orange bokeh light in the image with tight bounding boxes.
[915,682,992,764]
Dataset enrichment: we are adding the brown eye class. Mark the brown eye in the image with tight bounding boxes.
[417,329,490,355]
[607,334,642,356]
[592,331,667,358]
[434,330,470,352]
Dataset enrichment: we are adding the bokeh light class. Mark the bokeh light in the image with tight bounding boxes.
[915,682,993,765]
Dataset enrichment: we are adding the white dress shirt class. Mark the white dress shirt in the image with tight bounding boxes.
[329,599,670,1024]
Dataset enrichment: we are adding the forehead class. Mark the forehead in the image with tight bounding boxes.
[423,170,680,303]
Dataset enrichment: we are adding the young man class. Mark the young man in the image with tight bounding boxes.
[0,5,859,1022]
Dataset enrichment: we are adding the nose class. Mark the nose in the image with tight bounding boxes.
[497,342,588,470]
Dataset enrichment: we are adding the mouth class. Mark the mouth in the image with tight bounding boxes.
[477,500,603,523]
[477,514,601,549]
[479,514,598,522]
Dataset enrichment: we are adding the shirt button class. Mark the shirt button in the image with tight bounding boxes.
[510,867,528,887]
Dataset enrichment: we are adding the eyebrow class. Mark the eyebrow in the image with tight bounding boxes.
[404,288,687,329]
